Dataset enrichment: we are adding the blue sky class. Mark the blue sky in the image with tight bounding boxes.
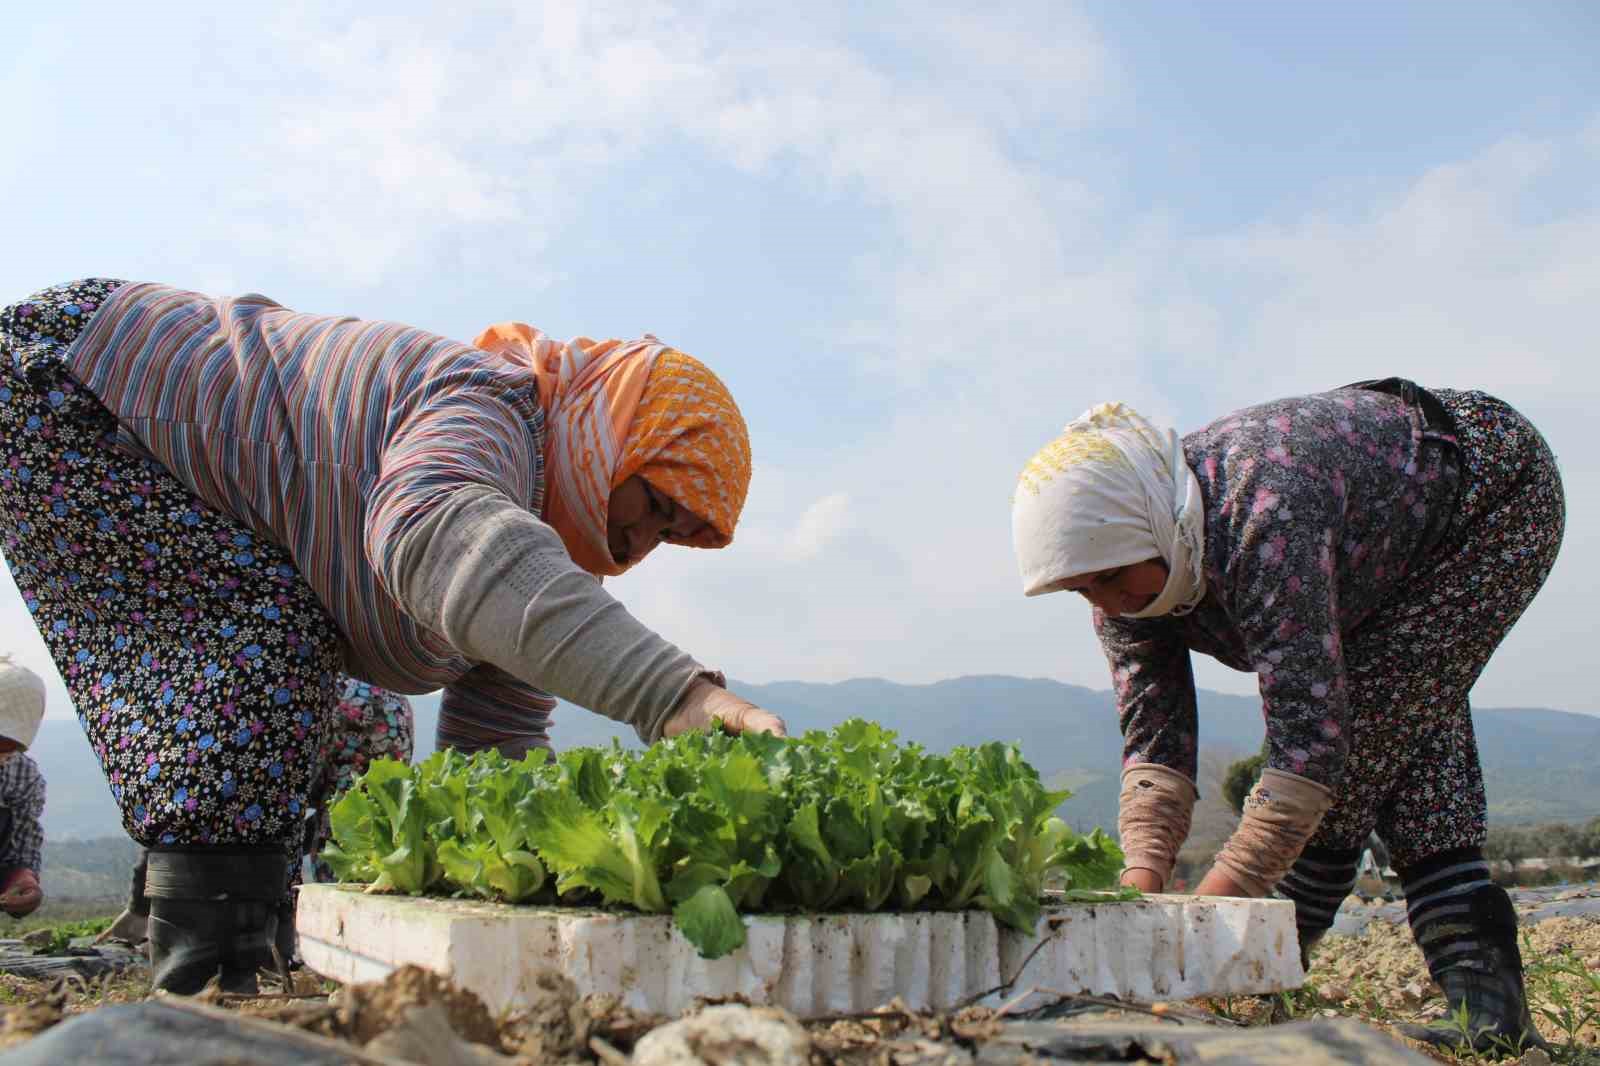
[3,1,1596,721]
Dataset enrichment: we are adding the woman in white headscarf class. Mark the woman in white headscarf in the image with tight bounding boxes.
[1011,381,1564,1054]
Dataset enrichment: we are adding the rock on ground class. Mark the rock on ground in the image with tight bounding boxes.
[633,1005,812,1066]
[334,962,502,1050]
[364,1001,518,1065]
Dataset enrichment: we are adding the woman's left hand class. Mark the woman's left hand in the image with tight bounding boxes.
[1193,867,1254,898]
[662,678,788,739]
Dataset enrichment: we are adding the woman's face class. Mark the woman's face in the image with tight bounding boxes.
[606,475,710,568]
[1061,558,1170,616]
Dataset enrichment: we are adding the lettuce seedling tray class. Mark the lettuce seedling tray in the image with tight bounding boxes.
[297,886,1303,1018]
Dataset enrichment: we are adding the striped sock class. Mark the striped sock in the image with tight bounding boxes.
[1275,844,1360,954]
[1399,847,1496,979]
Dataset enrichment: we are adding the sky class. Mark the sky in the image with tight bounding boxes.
[2,1,1597,722]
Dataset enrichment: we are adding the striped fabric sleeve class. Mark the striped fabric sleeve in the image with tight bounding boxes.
[364,374,544,610]
[437,665,558,759]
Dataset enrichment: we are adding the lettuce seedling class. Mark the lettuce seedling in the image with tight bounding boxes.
[326,719,1127,959]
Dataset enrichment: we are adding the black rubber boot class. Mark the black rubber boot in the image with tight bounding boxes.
[96,849,151,946]
[273,897,299,973]
[1394,851,1550,1054]
[1272,844,1360,973]
[128,848,151,919]
[145,847,290,995]
[1296,927,1326,974]
[271,801,328,974]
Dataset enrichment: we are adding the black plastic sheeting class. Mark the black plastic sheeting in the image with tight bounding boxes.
[0,1001,368,1066]
[0,1003,1438,1066]
[974,1018,1436,1065]
[0,947,143,983]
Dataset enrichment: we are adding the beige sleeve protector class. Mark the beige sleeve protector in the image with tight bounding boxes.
[1211,768,1334,896]
[1117,763,1198,889]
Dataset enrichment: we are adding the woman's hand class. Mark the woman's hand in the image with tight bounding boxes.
[0,869,42,917]
[1193,867,1253,897]
[1119,865,1251,896]
[662,677,788,739]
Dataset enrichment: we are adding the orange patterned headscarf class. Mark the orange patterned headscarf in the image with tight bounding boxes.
[472,322,752,577]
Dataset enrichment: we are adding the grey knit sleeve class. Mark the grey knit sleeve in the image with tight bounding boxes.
[377,484,709,743]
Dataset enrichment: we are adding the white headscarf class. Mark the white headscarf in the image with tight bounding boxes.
[1011,402,1207,618]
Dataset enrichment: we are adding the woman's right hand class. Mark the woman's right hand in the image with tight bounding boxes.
[662,677,788,740]
[0,869,42,917]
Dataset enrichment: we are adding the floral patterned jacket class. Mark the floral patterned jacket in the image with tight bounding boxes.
[1095,386,1461,789]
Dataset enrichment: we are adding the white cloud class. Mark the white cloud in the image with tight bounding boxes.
[216,0,1122,336]
[783,493,854,562]
[4,5,1595,720]
[1184,126,1600,709]
[613,116,1600,717]
[1208,134,1597,406]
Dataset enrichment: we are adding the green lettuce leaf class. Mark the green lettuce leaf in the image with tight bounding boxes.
[328,717,1132,958]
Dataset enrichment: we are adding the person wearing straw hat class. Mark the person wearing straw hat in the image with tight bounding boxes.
[1009,381,1564,1053]
[0,657,48,919]
[0,278,783,994]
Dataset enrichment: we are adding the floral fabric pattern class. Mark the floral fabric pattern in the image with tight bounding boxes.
[1097,387,1564,867]
[307,677,413,881]
[0,280,412,872]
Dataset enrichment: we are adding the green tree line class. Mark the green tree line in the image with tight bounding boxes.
[1221,754,1600,862]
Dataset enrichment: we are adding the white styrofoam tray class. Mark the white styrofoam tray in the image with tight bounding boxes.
[297,885,1302,1018]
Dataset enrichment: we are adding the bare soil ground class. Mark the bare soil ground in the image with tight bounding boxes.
[0,892,1594,1064]
[1194,911,1600,1064]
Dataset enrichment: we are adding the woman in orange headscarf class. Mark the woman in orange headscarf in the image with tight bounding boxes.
[436,321,780,754]
[0,277,782,994]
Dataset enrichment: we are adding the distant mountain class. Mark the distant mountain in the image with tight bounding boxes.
[39,836,142,901]
[31,676,1600,847]
[29,722,129,846]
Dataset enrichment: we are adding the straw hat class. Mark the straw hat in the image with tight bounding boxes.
[0,656,46,750]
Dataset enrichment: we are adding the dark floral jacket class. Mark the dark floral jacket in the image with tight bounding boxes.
[1095,387,1461,789]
